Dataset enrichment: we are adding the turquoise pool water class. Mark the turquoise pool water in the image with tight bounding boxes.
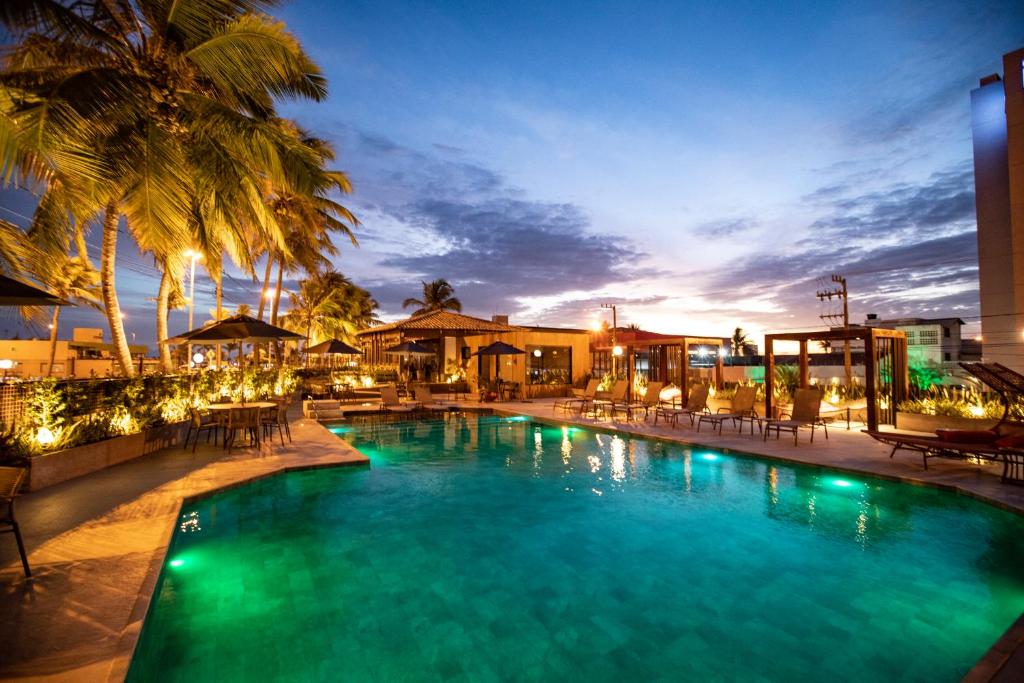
[129,415,1024,681]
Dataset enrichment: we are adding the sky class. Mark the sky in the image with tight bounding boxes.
[3,0,1024,349]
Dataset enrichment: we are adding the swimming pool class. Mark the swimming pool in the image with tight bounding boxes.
[128,414,1024,681]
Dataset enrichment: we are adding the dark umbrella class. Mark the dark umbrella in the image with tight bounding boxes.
[306,339,363,355]
[472,341,526,379]
[385,341,435,382]
[0,274,70,306]
[172,314,302,343]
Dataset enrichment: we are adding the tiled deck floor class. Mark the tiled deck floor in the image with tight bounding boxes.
[0,408,367,682]
[3,398,1023,682]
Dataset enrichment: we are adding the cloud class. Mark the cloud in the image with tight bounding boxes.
[331,125,650,317]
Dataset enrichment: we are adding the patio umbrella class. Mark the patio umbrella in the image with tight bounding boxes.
[0,274,69,306]
[385,341,435,382]
[306,339,363,355]
[172,314,302,343]
[472,341,526,379]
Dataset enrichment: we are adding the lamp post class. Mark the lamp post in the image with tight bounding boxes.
[601,303,618,377]
[184,250,203,370]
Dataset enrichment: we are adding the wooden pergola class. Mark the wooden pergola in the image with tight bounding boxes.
[764,327,908,431]
[592,330,729,400]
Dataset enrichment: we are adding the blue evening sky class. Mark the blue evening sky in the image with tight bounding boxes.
[3,0,1023,348]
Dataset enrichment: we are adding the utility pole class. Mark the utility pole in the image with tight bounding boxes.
[601,303,618,378]
[817,274,853,386]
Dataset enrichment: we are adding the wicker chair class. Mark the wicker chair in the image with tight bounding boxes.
[1,466,30,577]
[262,399,292,446]
[184,407,221,452]
[226,407,262,452]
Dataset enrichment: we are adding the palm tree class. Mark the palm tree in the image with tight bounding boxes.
[403,279,461,316]
[282,270,377,351]
[34,255,100,376]
[1,0,328,375]
[731,327,756,357]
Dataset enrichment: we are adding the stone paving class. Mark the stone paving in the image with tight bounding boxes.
[0,408,367,682]
[2,397,1023,682]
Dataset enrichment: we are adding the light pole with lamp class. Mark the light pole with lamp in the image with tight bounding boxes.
[184,250,203,370]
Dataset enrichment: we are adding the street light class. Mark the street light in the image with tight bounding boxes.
[184,250,203,370]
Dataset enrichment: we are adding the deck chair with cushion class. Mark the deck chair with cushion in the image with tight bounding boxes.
[655,384,710,428]
[381,384,418,413]
[697,386,759,434]
[591,380,629,418]
[554,379,600,415]
[864,362,1024,484]
[611,382,665,422]
[763,388,827,445]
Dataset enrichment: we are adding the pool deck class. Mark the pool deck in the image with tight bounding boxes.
[2,398,1023,682]
[0,408,368,682]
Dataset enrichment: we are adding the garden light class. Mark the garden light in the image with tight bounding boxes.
[36,427,55,446]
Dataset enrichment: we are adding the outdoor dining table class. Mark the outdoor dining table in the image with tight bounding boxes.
[207,402,278,448]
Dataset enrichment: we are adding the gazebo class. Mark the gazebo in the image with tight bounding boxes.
[764,327,908,431]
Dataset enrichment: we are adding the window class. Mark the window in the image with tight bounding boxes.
[527,346,572,385]
[918,330,939,345]
[905,331,917,345]
[943,326,950,338]
[944,352,951,361]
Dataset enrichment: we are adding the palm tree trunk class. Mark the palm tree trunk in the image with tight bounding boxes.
[156,262,174,372]
[257,256,273,321]
[215,272,223,368]
[100,203,135,376]
[46,306,60,377]
[271,257,284,365]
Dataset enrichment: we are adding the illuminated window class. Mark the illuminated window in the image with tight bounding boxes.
[527,346,572,385]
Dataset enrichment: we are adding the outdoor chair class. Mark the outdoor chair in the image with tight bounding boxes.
[591,380,629,418]
[611,381,665,422]
[554,379,599,414]
[763,388,828,445]
[697,386,759,434]
[184,407,220,452]
[262,398,292,446]
[381,385,417,413]
[414,385,447,411]
[0,466,30,577]
[654,384,710,427]
[226,406,262,452]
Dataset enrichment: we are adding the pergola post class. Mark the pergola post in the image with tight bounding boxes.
[680,341,690,400]
[865,328,877,431]
[715,351,724,390]
[798,340,809,388]
[764,336,775,419]
[626,345,635,401]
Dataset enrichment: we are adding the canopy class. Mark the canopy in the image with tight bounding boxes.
[306,339,362,355]
[472,341,526,356]
[172,314,302,343]
[385,341,435,356]
[0,274,69,306]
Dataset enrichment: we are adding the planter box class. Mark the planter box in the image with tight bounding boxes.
[895,412,999,434]
[28,422,185,491]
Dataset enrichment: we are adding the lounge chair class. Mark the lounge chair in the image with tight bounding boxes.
[655,384,710,427]
[697,386,759,434]
[414,385,447,411]
[381,384,418,413]
[591,380,629,418]
[554,379,599,414]
[611,381,665,421]
[763,388,827,445]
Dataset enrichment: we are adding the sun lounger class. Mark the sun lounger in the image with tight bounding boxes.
[763,388,827,445]
[380,385,418,413]
[591,380,629,418]
[554,379,600,414]
[414,385,447,411]
[697,386,758,434]
[611,382,664,421]
[654,384,710,427]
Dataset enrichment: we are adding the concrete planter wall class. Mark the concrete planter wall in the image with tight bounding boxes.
[895,412,999,434]
[28,422,185,491]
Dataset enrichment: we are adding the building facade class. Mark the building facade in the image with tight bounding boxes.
[0,328,150,379]
[971,47,1024,370]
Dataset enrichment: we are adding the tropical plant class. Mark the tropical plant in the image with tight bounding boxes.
[403,279,461,316]
[1,0,329,376]
[731,327,756,356]
[773,364,799,400]
[908,359,946,391]
[282,270,378,351]
[33,253,100,376]
[817,339,833,354]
